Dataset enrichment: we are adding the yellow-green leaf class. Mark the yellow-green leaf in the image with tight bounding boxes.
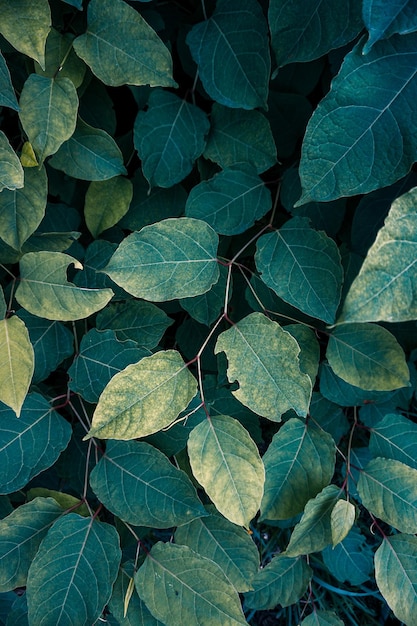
[330,500,355,547]
[0,0,51,69]
[85,177,133,238]
[0,316,34,416]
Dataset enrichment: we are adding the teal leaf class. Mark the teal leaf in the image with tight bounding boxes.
[322,527,373,586]
[34,28,86,88]
[363,0,417,53]
[109,561,164,626]
[73,0,176,87]
[26,515,121,626]
[134,90,209,188]
[135,542,247,626]
[215,313,312,420]
[15,251,113,321]
[285,323,320,385]
[0,287,6,319]
[49,117,127,181]
[185,167,271,235]
[297,34,417,204]
[90,441,206,528]
[19,74,78,165]
[186,0,270,110]
[0,51,18,110]
[105,218,219,301]
[255,218,343,324]
[300,611,345,626]
[84,176,133,238]
[0,316,34,417]
[0,131,24,192]
[369,413,417,469]
[72,240,124,296]
[319,361,395,407]
[260,418,336,522]
[180,263,229,326]
[0,393,71,494]
[0,0,51,68]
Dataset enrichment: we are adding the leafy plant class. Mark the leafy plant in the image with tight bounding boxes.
[1,0,417,624]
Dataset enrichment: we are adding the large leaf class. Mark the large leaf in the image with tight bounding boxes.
[326,323,410,391]
[0,0,50,68]
[375,533,417,626]
[105,218,219,301]
[85,176,133,238]
[26,514,121,626]
[15,251,113,322]
[363,0,417,53]
[187,415,265,527]
[297,34,417,204]
[215,312,312,420]
[0,51,19,110]
[73,0,176,88]
[90,440,206,528]
[255,217,343,324]
[0,316,34,416]
[0,131,24,192]
[186,0,270,110]
[369,413,417,469]
[85,350,197,440]
[135,542,247,626]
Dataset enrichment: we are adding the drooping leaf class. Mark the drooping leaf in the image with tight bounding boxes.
[0,0,51,68]
[321,527,374,586]
[135,542,247,626]
[260,418,336,522]
[26,514,121,626]
[109,561,164,626]
[134,90,209,188]
[90,440,206,528]
[0,316,34,417]
[255,217,343,324]
[215,313,312,420]
[180,263,229,326]
[85,350,197,440]
[0,51,19,110]
[0,131,24,192]
[186,0,270,110]
[73,0,176,88]
[34,28,86,88]
[363,0,417,53]
[16,251,113,322]
[19,74,78,165]
[369,413,417,469]
[105,218,219,301]
[326,323,410,391]
[300,611,345,626]
[187,415,265,527]
[330,499,355,547]
[244,555,312,610]
[84,176,133,238]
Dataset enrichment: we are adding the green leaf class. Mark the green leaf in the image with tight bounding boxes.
[255,217,343,324]
[109,562,164,626]
[339,187,417,323]
[187,415,265,527]
[0,316,34,417]
[204,104,277,174]
[330,499,355,547]
[0,497,62,592]
[186,0,270,110]
[357,457,417,533]
[34,28,86,88]
[363,0,417,53]
[0,131,24,192]
[375,533,417,626]
[26,514,121,626]
[322,527,373,586]
[0,392,71,494]
[19,74,78,165]
[135,542,247,626]
[269,0,362,67]
[297,34,417,204]
[105,218,219,301]
[0,0,50,68]
[0,51,19,110]
[90,440,206,528]
[84,176,132,238]
[73,0,176,88]
[285,323,320,384]
[134,90,209,188]
[0,165,47,251]
[49,117,127,181]
[215,312,312,420]
[174,513,259,593]
[369,413,417,469]
[244,554,312,610]
[260,418,336,521]
[180,263,229,326]
[319,361,395,407]
[85,350,197,440]
[300,611,345,626]
[26,489,89,517]
[326,323,410,391]
[185,167,271,235]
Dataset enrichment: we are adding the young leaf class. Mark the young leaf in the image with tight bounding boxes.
[0,316,34,417]
[0,0,51,69]
[15,251,113,321]
[322,527,373,586]
[0,51,19,110]
[73,0,176,88]
[90,441,206,528]
[187,415,265,527]
[215,312,312,420]
[363,0,417,53]
[300,611,345,626]
[105,218,219,301]
[330,500,355,547]
[135,542,247,626]
[26,514,121,626]
[186,0,270,110]
[0,131,24,192]
[260,418,336,521]
[255,217,343,324]
[85,350,197,440]
[84,176,133,238]
[369,413,417,469]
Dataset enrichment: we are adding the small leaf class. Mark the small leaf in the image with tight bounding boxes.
[20,142,38,167]
[0,316,34,417]
[35,28,86,88]
[187,0,269,110]
[0,0,51,68]
[26,489,89,517]
[85,350,197,440]
[85,176,133,238]
[16,251,113,322]
[300,611,345,626]
[330,500,355,547]
[369,413,417,469]
[73,0,176,87]
[285,323,320,385]
[363,0,417,53]
[90,441,206,528]
[215,312,312,420]
[322,527,373,586]
[0,51,19,110]
[0,131,24,192]
[105,218,219,301]
[109,562,164,626]
[188,415,265,527]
